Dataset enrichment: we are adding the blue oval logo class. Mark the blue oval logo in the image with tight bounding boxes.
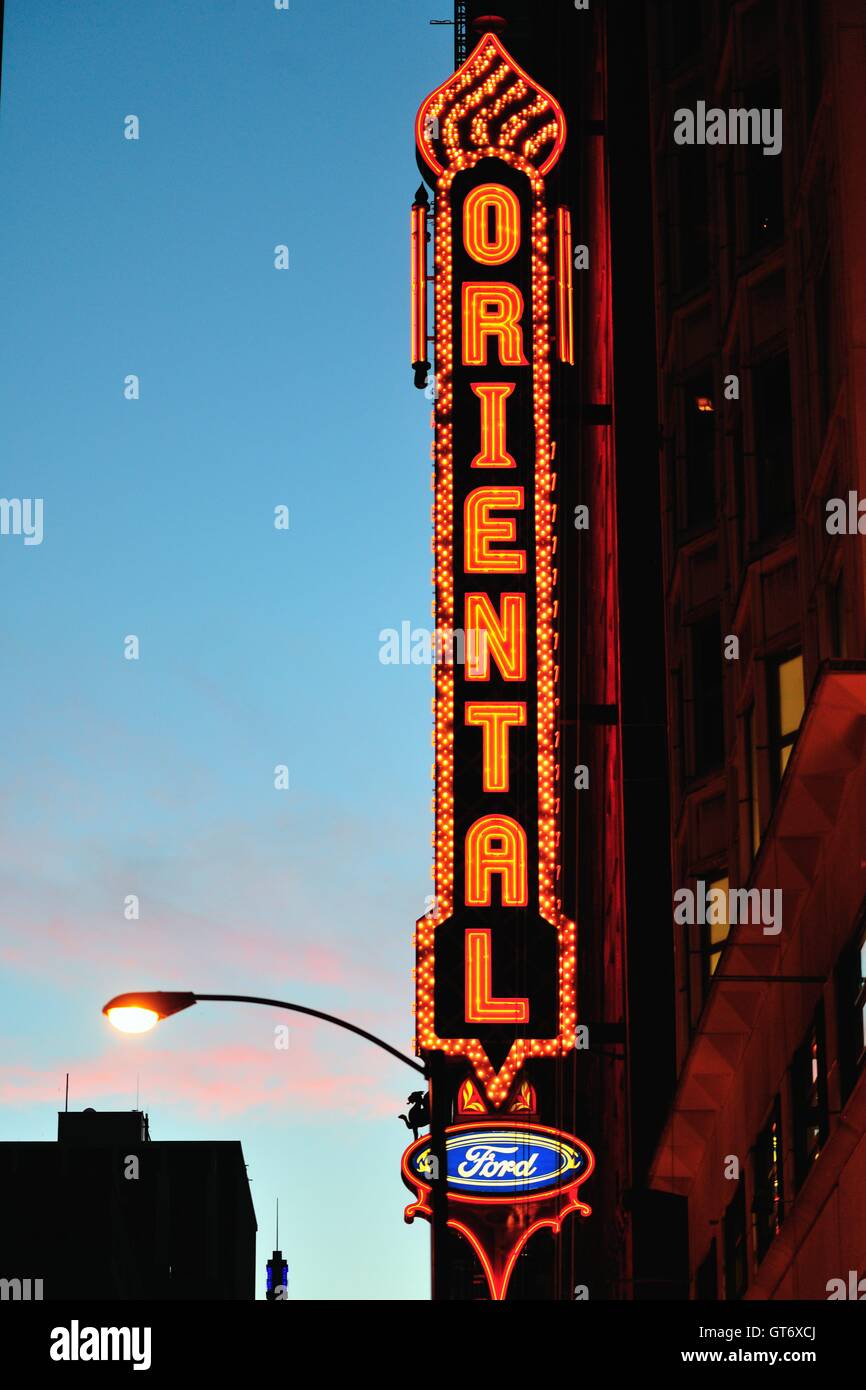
[410,1126,590,1198]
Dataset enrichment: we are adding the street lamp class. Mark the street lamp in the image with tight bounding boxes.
[102,990,426,1075]
[103,991,196,1034]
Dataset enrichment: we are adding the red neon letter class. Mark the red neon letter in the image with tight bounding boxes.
[471,383,516,468]
[464,486,525,574]
[463,184,521,266]
[465,593,526,681]
[465,814,528,906]
[462,284,528,367]
[465,702,527,792]
[465,928,529,1023]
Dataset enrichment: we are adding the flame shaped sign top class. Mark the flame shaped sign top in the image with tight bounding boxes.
[415,32,567,178]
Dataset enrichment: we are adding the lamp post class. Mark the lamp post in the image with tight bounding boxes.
[103,990,440,1294]
[102,990,427,1076]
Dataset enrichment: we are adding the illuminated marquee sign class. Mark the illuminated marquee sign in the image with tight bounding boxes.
[405,1124,592,1198]
[402,1120,594,1301]
[412,33,576,1106]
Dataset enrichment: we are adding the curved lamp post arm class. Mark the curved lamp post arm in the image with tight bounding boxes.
[103,989,426,1077]
[194,994,426,1076]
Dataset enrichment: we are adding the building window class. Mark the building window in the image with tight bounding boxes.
[665,432,678,542]
[816,255,837,438]
[828,571,846,658]
[695,1238,718,1300]
[731,359,745,565]
[683,918,692,1033]
[723,1181,748,1299]
[854,932,866,1054]
[753,353,794,540]
[702,873,729,993]
[675,148,710,294]
[671,664,687,794]
[753,1098,784,1263]
[768,651,805,790]
[661,0,705,73]
[792,1005,828,1189]
[835,921,866,1102]
[745,704,761,856]
[684,918,698,1037]
[745,76,784,253]
[683,379,716,529]
[804,0,824,129]
[688,615,724,777]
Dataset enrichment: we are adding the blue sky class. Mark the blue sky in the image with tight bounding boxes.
[0,0,450,1299]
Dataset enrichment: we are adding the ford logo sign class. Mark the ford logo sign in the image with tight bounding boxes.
[409,1124,591,1198]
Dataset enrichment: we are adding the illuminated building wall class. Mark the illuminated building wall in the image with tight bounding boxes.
[645,0,866,1300]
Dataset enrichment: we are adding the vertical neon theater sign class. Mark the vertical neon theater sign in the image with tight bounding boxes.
[403,32,594,1298]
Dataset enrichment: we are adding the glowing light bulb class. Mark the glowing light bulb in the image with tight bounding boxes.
[106,1006,159,1035]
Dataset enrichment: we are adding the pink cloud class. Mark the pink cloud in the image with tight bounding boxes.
[0,1031,400,1120]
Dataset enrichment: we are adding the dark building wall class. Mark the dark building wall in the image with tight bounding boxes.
[0,1112,257,1299]
[646,0,866,1300]
[607,0,688,1299]
[606,0,677,1189]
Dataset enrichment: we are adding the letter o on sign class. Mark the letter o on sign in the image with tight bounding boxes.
[464,183,521,265]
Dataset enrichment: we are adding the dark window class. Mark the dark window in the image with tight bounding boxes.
[816,256,836,437]
[745,703,761,857]
[767,650,804,795]
[684,919,697,1036]
[723,1181,748,1299]
[675,147,710,294]
[661,0,705,73]
[792,1005,828,1189]
[745,77,784,253]
[665,431,678,543]
[723,145,737,272]
[673,666,685,786]
[695,1239,718,1299]
[684,379,716,529]
[829,571,846,658]
[753,1097,784,1263]
[730,357,745,563]
[754,353,794,539]
[804,0,824,127]
[835,922,866,1102]
[690,614,724,775]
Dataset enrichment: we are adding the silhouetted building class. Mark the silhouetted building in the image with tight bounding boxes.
[0,1109,256,1299]
[644,0,866,1299]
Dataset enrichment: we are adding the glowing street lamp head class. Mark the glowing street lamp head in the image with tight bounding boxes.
[102,991,197,1034]
[106,1006,159,1034]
